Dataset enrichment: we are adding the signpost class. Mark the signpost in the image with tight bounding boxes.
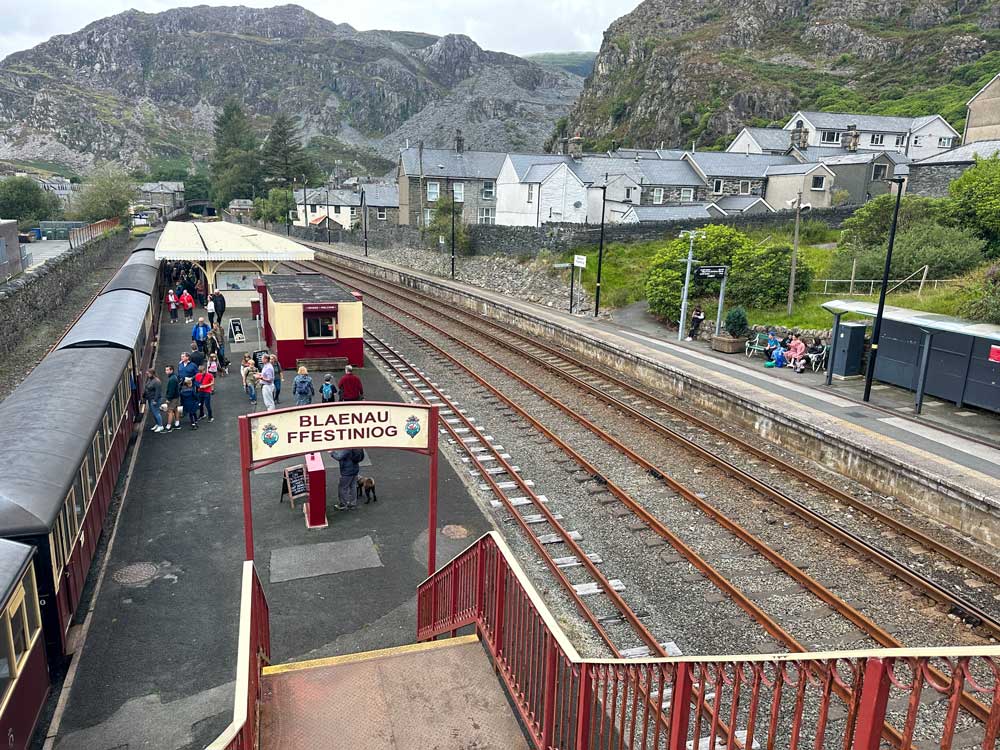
[694,265,729,336]
[572,254,586,314]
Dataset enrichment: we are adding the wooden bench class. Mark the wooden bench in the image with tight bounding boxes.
[296,356,350,373]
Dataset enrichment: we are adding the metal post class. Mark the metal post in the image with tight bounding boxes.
[918,264,928,297]
[574,663,592,750]
[715,269,727,336]
[450,185,456,278]
[569,265,575,313]
[850,257,857,295]
[826,313,842,386]
[678,230,700,341]
[863,178,905,402]
[326,186,331,244]
[787,191,801,315]
[668,663,694,750]
[361,187,369,257]
[238,416,255,561]
[427,406,439,576]
[300,176,307,238]
[594,185,607,317]
[914,330,933,414]
[853,658,891,750]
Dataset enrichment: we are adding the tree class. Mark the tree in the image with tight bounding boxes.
[261,113,320,188]
[0,177,62,229]
[949,154,1000,255]
[252,188,296,225]
[425,194,470,253]
[840,193,952,251]
[728,242,813,309]
[184,173,211,203]
[71,165,135,223]
[961,264,1000,325]
[210,99,262,208]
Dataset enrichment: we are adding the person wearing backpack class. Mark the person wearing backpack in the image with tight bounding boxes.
[321,373,336,403]
[292,366,315,405]
[331,447,365,510]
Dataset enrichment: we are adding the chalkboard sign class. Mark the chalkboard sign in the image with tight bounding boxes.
[229,318,246,343]
[252,350,269,370]
[281,464,309,507]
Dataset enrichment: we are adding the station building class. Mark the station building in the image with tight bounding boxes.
[257,273,364,369]
[153,221,314,305]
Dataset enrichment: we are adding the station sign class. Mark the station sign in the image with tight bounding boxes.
[249,402,431,462]
[574,254,587,268]
[694,265,727,279]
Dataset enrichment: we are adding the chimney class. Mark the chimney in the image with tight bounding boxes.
[845,124,860,153]
[791,120,809,150]
[611,139,618,153]
[568,133,584,159]
[455,128,464,154]
[417,140,424,173]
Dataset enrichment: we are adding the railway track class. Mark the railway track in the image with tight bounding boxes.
[287,256,999,737]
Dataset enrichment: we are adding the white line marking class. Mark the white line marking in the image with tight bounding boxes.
[879,417,1000,463]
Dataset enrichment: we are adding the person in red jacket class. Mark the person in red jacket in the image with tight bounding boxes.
[337,365,364,401]
[180,289,196,324]
[166,288,179,324]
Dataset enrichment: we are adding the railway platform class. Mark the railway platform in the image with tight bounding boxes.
[45,306,490,750]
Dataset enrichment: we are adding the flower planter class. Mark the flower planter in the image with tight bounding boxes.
[711,335,744,354]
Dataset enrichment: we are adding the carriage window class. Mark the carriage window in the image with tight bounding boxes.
[76,469,88,512]
[24,570,41,636]
[64,499,78,541]
[9,592,28,666]
[71,482,85,529]
[0,619,11,699]
[49,530,63,584]
[94,433,105,472]
[85,449,96,496]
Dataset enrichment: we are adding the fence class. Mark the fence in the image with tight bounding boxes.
[815,278,961,296]
[68,217,121,249]
[418,531,1000,750]
[205,561,271,750]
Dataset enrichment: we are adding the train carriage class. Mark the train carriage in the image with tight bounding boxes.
[0,540,47,750]
[0,348,136,666]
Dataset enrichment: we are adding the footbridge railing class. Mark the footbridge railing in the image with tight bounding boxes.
[418,531,1000,750]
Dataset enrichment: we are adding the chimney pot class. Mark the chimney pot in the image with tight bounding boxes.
[455,128,464,154]
[568,133,584,159]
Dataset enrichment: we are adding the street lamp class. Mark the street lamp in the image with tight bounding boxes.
[594,184,607,317]
[450,183,457,279]
[786,191,811,315]
[678,229,706,341]
[862,176,906,402]
[361,186,369,257]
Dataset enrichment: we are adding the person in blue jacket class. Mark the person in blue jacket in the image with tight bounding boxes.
[179,378,200,430]
[192,317,211,352]
[331,448,364,510]
[177,352,199,382]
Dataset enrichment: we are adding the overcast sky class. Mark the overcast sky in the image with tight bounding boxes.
[0,0,640,61]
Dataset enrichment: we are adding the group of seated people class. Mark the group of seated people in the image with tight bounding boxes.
[764,332,825,373]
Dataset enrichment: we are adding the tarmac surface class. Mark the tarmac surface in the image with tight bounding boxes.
[50,307,491,750]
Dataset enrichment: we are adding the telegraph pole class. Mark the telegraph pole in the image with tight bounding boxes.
[594,185,607,317]
[787,190,802,316]
[361,187,368,257]
[678,229,705,341]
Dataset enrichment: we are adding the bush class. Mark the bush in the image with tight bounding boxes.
[840,194,952,250]
[960,264,1000,324]
[777,218,838,244]
[949,154,1000,255]
[728,243,813,309]
[724,306,750,338]
[828,221,984,280]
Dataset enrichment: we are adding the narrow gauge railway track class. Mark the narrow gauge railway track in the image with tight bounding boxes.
[289,259,996,734]
[301,256,1000,639]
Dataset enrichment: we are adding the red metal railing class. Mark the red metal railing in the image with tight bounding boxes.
[418,532,1000,750]
[206,561,271,750]
[69,217,121,248]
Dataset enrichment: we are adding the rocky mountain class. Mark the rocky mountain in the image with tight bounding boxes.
[566,0,1000,150]
[0,4,582,174]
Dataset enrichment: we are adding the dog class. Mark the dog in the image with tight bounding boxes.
[356,476,378,504]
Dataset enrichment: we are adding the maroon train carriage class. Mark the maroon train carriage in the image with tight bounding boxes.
[0,539,47,750]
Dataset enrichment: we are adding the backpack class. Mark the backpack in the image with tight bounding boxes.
[322,382,334,400]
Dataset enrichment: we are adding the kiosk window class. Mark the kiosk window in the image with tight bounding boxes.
[306,315,337,339]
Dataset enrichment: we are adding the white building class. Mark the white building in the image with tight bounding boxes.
[782,112,960,161]
[495,155,588,226]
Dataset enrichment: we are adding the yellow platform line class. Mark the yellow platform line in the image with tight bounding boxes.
[262,634,479,676]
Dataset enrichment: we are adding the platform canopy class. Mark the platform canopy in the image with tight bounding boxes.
[155,221,315,263]
[821,299,1000,343]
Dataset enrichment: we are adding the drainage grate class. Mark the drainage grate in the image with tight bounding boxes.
[112,562,158,586]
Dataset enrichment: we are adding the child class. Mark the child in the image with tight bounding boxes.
[244,363,258,406]
[240,353,253,382]
[321,373,336,403]
[208,353,220,377]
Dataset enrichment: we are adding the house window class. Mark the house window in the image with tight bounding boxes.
[453,182,464,202]
[938,137,952,148]
[821,131,841,144]
[712,179,723,194]
[481,181,495,199]
[870,134,884,146]
[309,204,317,213]
[427,181,440,201]
[624,187,634,202]
[527,184,534,203]
[739,180,751,195]
[872,164,888,181]
[680,188,694,202]
[305,314,337,340]
[423,208,433,226]
[811,174,826,190]
[652,187,664,204]
[350,206,358,217]
[478,207,495,225]
[894,135,905,147]
[377,207,387,220]
[911,136,922,147]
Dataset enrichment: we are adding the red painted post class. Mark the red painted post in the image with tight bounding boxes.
[238,416,255,561]
[304,452,327,528]
[493,557,506,657]
[668,663,694,750]
[475,539,486,624]
[540,639,558,749]
[427,406,439,576]
[450,556,460,637]
[852,658,891,750]
[574,663,592,750]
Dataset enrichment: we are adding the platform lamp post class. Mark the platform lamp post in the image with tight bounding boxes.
[450,183,457,279]
[594,184,607,317]
[326,185,331,244]
[677,229,706,341]
[862,176,906,402]
[361,186,369,257]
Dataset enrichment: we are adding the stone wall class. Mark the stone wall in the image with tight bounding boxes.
[0,228,129,356]
[906,162,970,198]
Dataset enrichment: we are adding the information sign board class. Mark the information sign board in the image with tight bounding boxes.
[694,265,728,279]
[573,254,587,268]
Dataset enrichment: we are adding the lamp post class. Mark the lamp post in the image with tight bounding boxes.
[361,186,368,257]
[862,176,906,402]
[786,190,809,316]
[326,185,331,244]
[678,229,705,341]
[450,183,456,279]
[594,184,607,317]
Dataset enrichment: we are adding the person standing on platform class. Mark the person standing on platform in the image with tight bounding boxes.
[143,369,164,433]
[180,377,199,429]
[257,354,276,411]
[213,290,227,329]
[244,362,259,407]
[321,374,336,403]
[180,289,195,324]
[178,352,198,383]
[188,341,206,369]
[292,366,315,405]
[166,289,179,324]
[195,277,206,306]
[686,307,705,342]
[206,295,216,326]
[192,317,211,352]
[194,364,215,422]
[331,448,364,510]
[164,365,180,431]
[338,365,364,401]
[272,356,283,405]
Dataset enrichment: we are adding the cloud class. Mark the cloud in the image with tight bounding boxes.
[0,0,638,60]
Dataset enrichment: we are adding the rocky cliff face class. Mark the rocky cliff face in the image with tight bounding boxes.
[0,4,582,172]
[567,0,999,149]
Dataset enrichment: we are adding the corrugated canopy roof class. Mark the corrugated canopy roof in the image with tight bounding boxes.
[155,221,314,262]
[821,299,1000,343]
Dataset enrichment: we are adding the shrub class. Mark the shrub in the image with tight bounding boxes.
[728,243,813,309]
[960,264,1000,324]
[949,154,1000,255]
[840,194,952,250]
[724,306,750,338]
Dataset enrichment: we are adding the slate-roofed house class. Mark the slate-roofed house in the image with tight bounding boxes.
[683,152,799,199]
[620,204,723,223]
[763,162,836,208]
[137,181,185,212]
[727,127,793,155]
[816,152,897,204]
[635,159,708,205]
[711,195,774,215]
[964,71,1000,144]
[906,140,1000,197]
[397,130,506,227]
[292,188,358,229]
[783,112,959,161]
[496,154,586,226]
